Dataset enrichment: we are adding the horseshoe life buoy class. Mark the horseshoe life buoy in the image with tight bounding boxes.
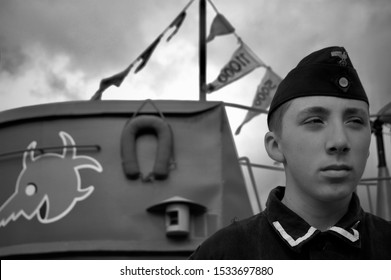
[121,115,174,181]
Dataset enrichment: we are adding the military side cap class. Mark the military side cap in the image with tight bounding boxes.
[267,46,368,126]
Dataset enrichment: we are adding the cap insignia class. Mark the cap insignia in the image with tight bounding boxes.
[338,77,349,88]
[331,51,348,66]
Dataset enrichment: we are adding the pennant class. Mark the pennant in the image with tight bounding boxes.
[207,42,264,93]
[235,67,282,135]
[166,11,187,42]
[90,0,195,101]
[135,35,162,73]
[207,13,235,43]
[378,101,391,124]
[90,64,133,100]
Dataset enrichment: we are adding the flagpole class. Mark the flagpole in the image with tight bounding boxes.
[199,0,207,101]
[373,119,391,220]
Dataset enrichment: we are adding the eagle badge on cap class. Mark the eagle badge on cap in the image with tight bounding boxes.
[331,51,348,66]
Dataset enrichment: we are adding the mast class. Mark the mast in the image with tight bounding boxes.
[373,119,391,220]
[199,0,207,101]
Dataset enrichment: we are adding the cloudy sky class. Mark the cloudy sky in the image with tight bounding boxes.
[1,0,390,211]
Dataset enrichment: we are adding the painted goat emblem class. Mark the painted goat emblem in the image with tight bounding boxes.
[0,131,103,227]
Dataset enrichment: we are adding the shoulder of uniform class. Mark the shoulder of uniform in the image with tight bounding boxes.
[188,213,266,259]
[360,211,391,235]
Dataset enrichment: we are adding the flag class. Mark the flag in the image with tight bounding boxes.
[378,101,391,125]
[90,0,194,101]
[207,13,235,43]
[91,33,162,100]
[235,67,282,135]
[207,42,264,93]
[90,64,133,100]
[166,11,187,42]
[135,35,162,73]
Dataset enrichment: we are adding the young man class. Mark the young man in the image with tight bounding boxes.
[189,46,391,259]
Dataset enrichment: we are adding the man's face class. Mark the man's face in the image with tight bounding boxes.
[278,96,371,203]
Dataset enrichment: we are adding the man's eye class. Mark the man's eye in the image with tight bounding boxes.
[347,117,365,126]
[304,118,324,124]
[353,118,363,123]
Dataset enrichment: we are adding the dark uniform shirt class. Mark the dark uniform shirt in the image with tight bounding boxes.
[189,186,391,259]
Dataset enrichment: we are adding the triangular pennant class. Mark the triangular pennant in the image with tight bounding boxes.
[90,64,133,100]
[166,11,187,42]
[90,0,196,101]
[235,67,282,135]
[134,35,162,73]
[207,13,235,43]
[207,42,264,93]
[378,101,391,124]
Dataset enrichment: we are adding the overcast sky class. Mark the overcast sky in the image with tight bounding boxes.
[1,0,390,211]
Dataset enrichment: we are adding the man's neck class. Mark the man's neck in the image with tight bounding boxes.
[281,187,352,231]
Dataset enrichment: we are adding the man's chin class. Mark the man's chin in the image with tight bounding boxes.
[316,185,356,203]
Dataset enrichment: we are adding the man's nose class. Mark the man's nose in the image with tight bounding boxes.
[325,122,351,154]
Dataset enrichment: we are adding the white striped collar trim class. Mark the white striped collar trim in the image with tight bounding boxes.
[328,226,360,242]
[272,221,317,247]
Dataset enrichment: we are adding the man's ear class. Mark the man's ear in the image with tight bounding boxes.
[264,131,285,163]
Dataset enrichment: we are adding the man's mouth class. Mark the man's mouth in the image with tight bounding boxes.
[320,164,352,178]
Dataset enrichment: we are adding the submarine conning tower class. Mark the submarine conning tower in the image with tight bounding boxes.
[0,100,252,259]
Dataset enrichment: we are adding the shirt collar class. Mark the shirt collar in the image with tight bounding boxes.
[265,186,363,252]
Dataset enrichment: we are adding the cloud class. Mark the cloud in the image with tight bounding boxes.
[0,0,202,103]
[1,0,129,76]
[1,0,391,110]
[0,0,198,77]
[0,43,29,76]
